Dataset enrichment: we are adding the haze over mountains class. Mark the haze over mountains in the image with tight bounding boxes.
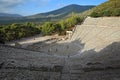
[0,13,22,17]
[0,4,95,24]
[0,13,23,21]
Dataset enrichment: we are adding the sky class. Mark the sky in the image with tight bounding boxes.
[0,0,107,16]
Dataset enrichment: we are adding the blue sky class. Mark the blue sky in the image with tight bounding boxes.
[0,0,107,16]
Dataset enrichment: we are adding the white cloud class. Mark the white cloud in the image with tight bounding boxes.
[0,0,23,7]
[33,0,51,6]
[0,0,51,13]
[57,3,65,7]
[0,0,24,13]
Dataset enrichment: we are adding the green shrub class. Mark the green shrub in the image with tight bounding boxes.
[0,23,41,41]
[90,12,100,17]
[112,9,120,16]
[103,10,112,16]
[42,22,55,35]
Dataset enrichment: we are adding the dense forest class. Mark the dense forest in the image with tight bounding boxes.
[0,14,83,44]
[90,0,120,17]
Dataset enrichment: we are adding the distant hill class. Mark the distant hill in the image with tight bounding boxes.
[0,13,23,21]
[27,4,95,19]
[0,13,22,17]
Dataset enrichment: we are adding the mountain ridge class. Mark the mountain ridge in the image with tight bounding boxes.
[27,4,95,19]
[0,13,23,17]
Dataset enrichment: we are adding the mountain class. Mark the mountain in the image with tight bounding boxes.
[0,13,23,21]
[27,4,95,19]
[0,4,95,24]
[0,13,22,17]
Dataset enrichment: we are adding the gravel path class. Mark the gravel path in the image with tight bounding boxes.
[5,34,62,48]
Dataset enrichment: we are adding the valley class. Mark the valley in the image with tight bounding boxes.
[0,17,120,80]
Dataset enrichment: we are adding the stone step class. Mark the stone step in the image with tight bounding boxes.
[70,70,84,74]
[70,76,79,80]
[61,74,70,80]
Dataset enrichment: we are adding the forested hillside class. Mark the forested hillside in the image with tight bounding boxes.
[90,0,120,17]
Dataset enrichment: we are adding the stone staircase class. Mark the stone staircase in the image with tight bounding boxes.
[61,57,84,80]
[61,57,70,80]
[69,64,84,80]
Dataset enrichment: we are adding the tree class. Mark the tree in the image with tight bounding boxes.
[0,22,41,41]
[90,12,100,17]
[24,22,34,27]
[42,22,55,35]
[0,30,5,44]
[112,9,120,16]
[59,20,66,30]
[103,10,112,16]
